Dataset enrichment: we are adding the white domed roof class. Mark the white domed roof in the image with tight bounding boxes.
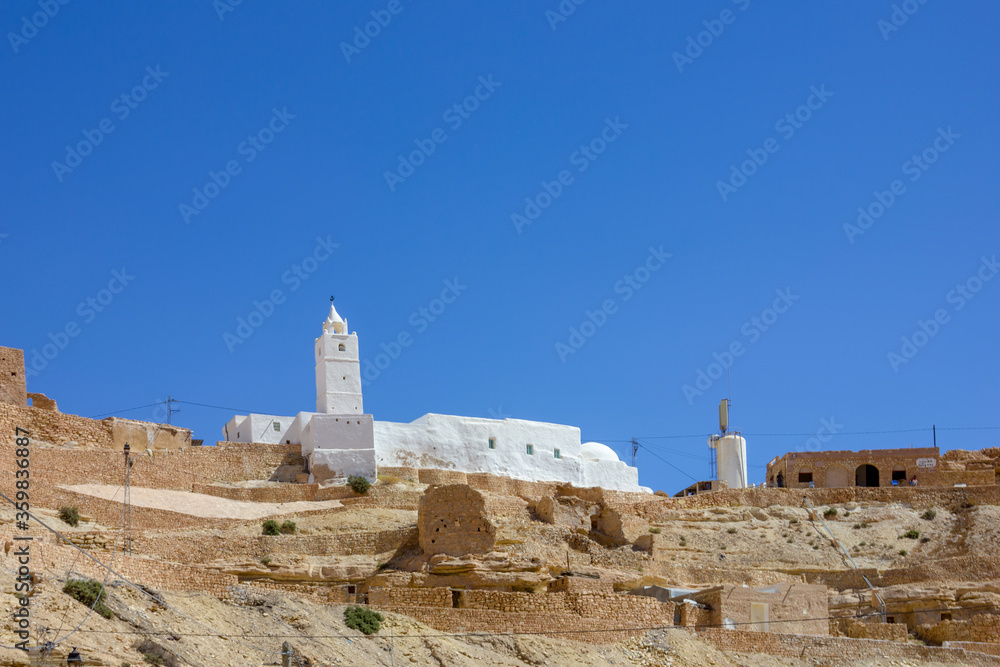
[581,441,621,463]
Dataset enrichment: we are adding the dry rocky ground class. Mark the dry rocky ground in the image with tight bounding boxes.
[0,479,995,666]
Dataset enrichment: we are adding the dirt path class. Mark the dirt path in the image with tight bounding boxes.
[60,484,343,519]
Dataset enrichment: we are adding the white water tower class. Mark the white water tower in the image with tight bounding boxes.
[709,399,747,489]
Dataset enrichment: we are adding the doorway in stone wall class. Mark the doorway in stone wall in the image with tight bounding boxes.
[856,464,880,487]
[825,464,850,488]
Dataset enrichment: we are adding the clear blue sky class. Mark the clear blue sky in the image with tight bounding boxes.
[2,1,997,492]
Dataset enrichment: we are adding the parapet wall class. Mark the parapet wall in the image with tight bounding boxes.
[0,402,190,450]
[695,628,1000,666]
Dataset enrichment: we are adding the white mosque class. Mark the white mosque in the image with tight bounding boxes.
[222,303,648,493]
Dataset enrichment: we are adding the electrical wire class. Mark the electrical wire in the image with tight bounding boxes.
[89,402,166,419]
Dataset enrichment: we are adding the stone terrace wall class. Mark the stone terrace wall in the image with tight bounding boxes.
[370,586,452,608]
[945,642,1000,657]
[917,614,1000,645]
[18,542,238,598]
[191,482,356,503]
[133,527,419,564]
[0,437,304,511]
[643,485,1000,516]
[695,628,1000,666]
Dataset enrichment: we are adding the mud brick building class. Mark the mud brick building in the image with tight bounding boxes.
[765,447,996,489]
[674,583,829,635]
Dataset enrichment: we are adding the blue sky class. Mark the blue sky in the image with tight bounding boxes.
[2,1,997,492]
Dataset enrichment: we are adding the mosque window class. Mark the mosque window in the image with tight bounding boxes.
[488,438,496,450]
[339,344,346,351]
[526,444,534,455]
[553,449,561,459]
[273,422,281,432]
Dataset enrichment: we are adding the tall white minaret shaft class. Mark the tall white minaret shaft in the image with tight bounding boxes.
[314,302,363,414]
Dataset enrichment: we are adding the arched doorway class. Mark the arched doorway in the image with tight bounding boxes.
[825,464,850,488]
[856,464,879,487]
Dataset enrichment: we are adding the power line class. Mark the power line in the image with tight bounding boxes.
[634,441,700,482]
[90,402,166,419]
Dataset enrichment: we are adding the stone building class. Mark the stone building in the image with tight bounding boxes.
[674,583,829,635]
[766,447,942,489]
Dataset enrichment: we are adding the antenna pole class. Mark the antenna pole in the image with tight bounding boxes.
[933,424,936,448]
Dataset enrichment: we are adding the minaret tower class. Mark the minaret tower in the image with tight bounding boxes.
[315,300,363,414]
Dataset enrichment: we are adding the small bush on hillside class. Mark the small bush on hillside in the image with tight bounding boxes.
[262,520,281,536]
[143,653,164,666]
[898,549,908,556]
[920,536,930,543]
[348,475,371,494]
[726,527,738,534]
[64,578,113,619]
[922,509,937,521]
[853,522,870,530]
[280,520,297,534]
[260,556,272,566]
[344,606,383,634]
[648,527,661,534]
[823,508,838,518]
[902,529,920,539]
[59,506,80,527]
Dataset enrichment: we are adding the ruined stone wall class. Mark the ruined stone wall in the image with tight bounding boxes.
[0,347,27,408]
[694,628,1000,666]
[418,485,496,556]
[832,618,909,641]
[689,584,828,636]
[916,613,1000,645]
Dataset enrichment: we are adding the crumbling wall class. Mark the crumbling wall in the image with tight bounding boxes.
[0,347,27,408]
[418,485,496,556]
[916,613,1000,645]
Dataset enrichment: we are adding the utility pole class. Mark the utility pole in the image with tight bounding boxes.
[165,396,179,425]
[933,424,937,448]
[281,641,291,667]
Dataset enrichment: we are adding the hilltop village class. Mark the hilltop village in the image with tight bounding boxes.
[1,328,1000,666]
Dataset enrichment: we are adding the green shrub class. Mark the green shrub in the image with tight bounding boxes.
[648,527,661,534]
[920,536,930,543]
[260,556,272,566]
[853,522,870,530]
[902,529,920,539]
[143,653,164,666]
[726,527,738,534]
[348,475,371,494]
[823,508,838,518]
[344,606,383,635]
[922,509,937,521]
[59,506,80,527]
[280,520,297,534]
[262,520,281,536]
[898,549,908,556]
[63,578,113,619]
[843,511,851,517]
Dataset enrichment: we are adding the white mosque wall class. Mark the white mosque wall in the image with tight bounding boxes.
[375,413,604,487]
[581,459,641,492]
[301,414,374,457]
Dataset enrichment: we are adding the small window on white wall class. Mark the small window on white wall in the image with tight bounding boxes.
[488,438,496,450]
[553,448,561,459]
[526,444,534,455]
[273,422,281,432]
[339,343,346,351]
